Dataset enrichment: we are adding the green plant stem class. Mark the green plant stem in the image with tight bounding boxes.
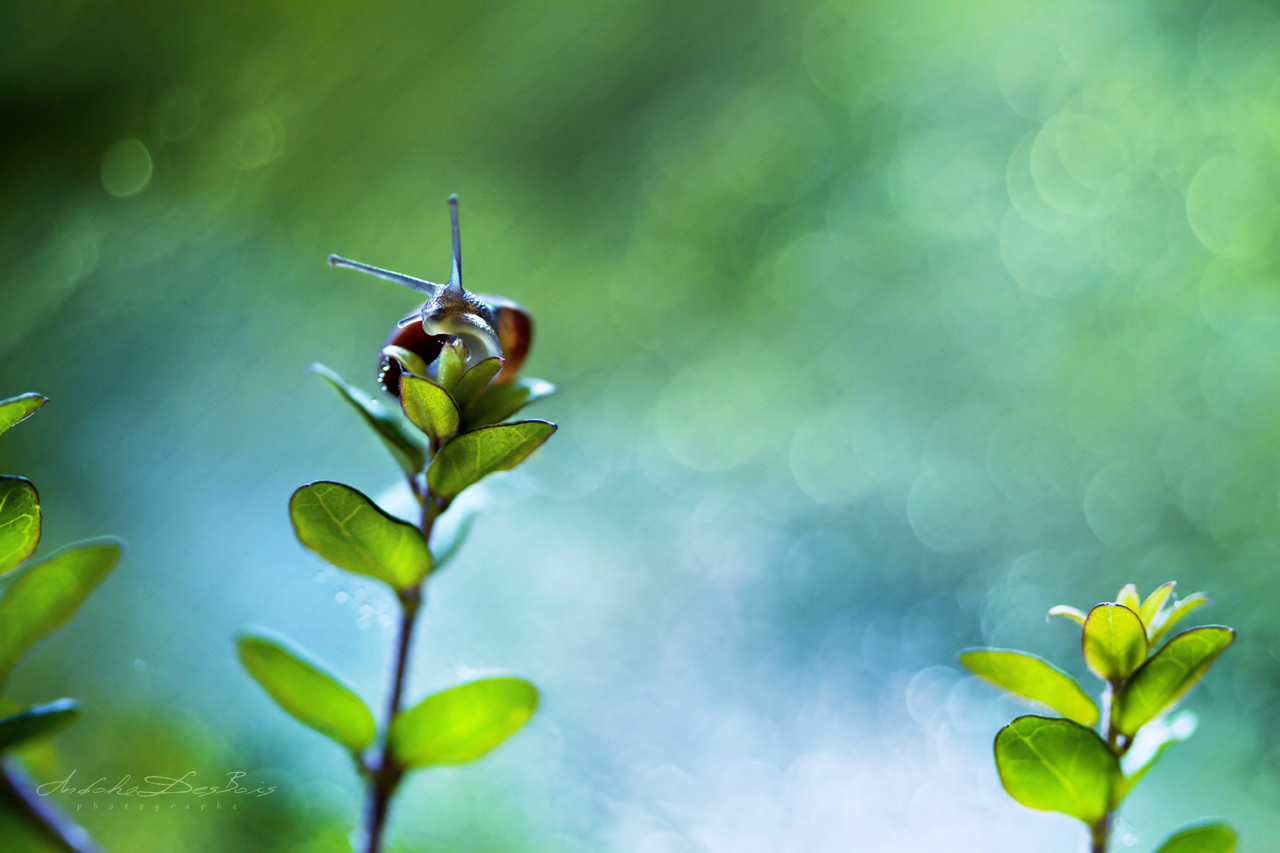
[1091,682,1134,853]
[362,491,441,853]
[1,757,106,853]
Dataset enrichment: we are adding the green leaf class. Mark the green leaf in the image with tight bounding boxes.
[430,512,476,573]
[1113,626,1234,736]
[1140,582,1177,629]
[0,699,79,750]
[289,482,430,590]
[0,477,41,575]
[389,677,537,768]
[237,630,376,751]
[437,339,466,393]
[994,715,1119,825]
[312,364,426,479]
[1149,593,1211,647]
[1116,710,1196,801]
[0,393,46,438]
[427,420,557,500]
[1117,583,1140,612]
[1047,605,1086,625]
[1153,824,1237,853]
[463,377,556,429]
[453,357,504,408]
[381,345,431,379]
[0,538,121,687]
[400,375,461,448]
[960,649,1099,727]
[1083,603,1147,682]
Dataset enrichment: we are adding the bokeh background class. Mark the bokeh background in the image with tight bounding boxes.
[2,0,1280,850]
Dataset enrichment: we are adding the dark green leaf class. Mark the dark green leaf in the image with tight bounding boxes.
[1153,824,1236,853]
[1083,603,1146,682]
[960,649,1099,726]
[0,538,122,687]
[463,377,556,429]
[453,357,504,408]
[1113,626,1234,736]
[427,420,557,500]
[1149,593,1211,647]
[0,699,78,750]
[400,375,460,447]
[994,715,1119,824]
[311,364,426,479]
[289,481,430,589]
[0,477,41,575]
[381,345,430,379]
[237,630,376,751]
[437,339,466,393]
[0,393,46,438]
[389,677,537,768]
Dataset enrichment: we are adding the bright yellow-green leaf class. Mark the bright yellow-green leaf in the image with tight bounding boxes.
[1083,604,1146,682]
[0,393,46,438]
[960,649,1098,726]
[382,345,430,379]
[453,357,504,407]
[289,481,430,589]
[0,699,78,750]
[1153,824,1236,853]
[0,538,121,688]
[237,630,376,751]
[1117,583,1140,612]
[427,420,557,500]
[994,715,1119,825]
[437,339,466,393]
[400,375,460,448]
[1047,605,1086,625]
[1113,626,1234,736]
[463,377,556,429]
[312,364,426,478]
[1140,582,1177,629]
[0,477,40,575]
[1149,593,1211,646]
[390,677,538,768]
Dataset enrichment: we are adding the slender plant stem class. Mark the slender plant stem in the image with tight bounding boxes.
[1092,681,1135,853]
[0,757,106,853]
[362,490,441,853]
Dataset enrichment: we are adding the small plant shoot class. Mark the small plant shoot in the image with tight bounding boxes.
[0,392,122,853]
[961,582,1237,853]
[237,196,555,853]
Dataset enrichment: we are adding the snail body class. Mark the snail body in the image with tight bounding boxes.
[328,195,533,395]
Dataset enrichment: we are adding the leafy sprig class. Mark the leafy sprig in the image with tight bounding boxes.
[962,581,1236,853]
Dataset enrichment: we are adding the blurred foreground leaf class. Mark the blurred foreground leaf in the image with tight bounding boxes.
[237,630,376,752]
[994,715,1118,824]
[1117,710,1197,800]
[0,699,78,750]
[0,394,45,438]
[0,538,121,687]
[0,477,40,575]
[1083,604,1146,682]
[290,481,430,590]
[390,677,537,768]
[960,649,1098,726]
[1114,627,1234,736]
[427,421,556,499]
[1153,823,1236,853]
[312,364,425,479]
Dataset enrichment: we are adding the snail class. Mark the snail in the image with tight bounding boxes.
[328,194,532,396]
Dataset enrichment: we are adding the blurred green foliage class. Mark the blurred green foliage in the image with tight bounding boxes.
[2,0,1280,849]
